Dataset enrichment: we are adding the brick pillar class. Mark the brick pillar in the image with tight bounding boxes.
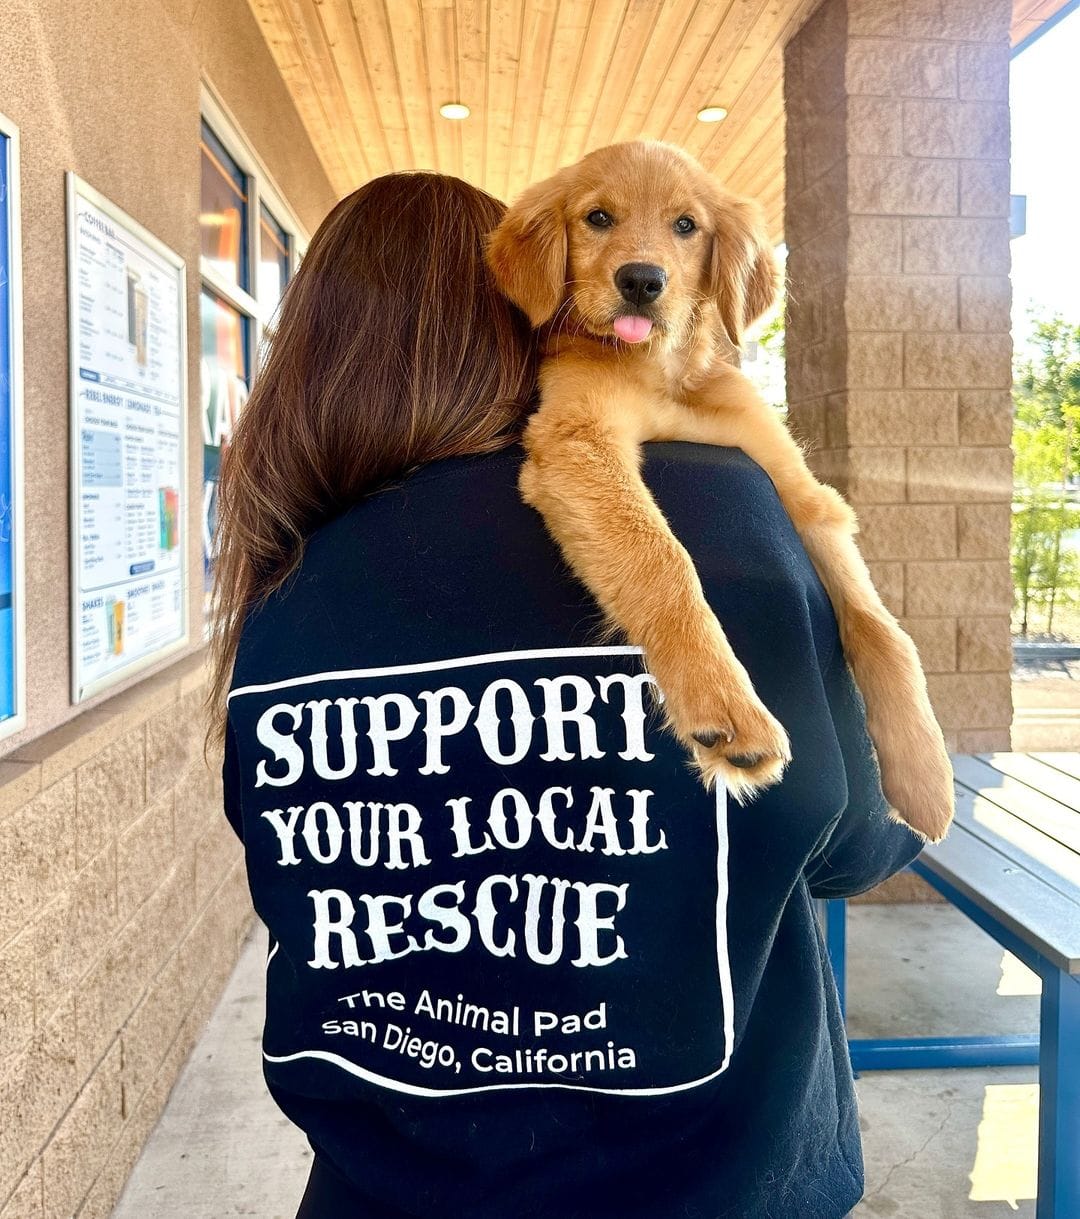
[784,0,1014,752]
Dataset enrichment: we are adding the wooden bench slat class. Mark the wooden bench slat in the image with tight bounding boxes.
[976,751,1080,821]
[921,823,1080,973]
[951,755,1080,858]
[952,785,1080,901]
[1028,751,1080,782]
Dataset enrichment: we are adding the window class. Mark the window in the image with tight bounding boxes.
[259,204,291,318]
[199,86,306,609]
[0,111,24,738]
[200,120,249,292]
[199,288,250,576]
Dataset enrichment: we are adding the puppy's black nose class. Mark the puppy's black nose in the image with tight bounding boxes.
[614,262,667,307]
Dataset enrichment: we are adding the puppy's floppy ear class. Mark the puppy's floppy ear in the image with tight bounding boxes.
[707,191,780,350]
[486,172,569,328]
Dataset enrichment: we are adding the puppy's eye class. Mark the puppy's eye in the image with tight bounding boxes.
[585,209,614,229]
[674,216,696,235]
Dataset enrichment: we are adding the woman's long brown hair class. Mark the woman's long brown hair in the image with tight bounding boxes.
[207,173,538,743]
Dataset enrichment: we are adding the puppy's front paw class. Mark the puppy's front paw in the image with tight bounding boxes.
[688,695,792,803]
[874,718,954,843]
[650,641,791,802]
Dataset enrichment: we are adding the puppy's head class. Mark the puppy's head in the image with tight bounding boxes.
[486,141,779,352]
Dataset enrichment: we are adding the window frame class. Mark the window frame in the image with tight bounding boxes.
[0,109,26,741]
[199,82,309,620]
[199,82,308,369]
[257,201,294,323]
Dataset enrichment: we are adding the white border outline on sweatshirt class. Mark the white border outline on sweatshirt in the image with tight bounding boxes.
[234,645,735,1097]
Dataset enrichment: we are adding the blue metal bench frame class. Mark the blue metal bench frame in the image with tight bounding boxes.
[821,864,1080,1218]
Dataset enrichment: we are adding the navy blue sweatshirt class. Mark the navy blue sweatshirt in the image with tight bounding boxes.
[223,443,922,1219]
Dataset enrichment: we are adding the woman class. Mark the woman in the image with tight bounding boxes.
[210,172,921,1219]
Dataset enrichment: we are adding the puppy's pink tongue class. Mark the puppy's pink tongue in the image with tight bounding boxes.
[613,315,653,343]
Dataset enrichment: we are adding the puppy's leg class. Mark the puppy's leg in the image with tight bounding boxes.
[522,358,790,801]
[680,368,953,842]
[799,520,954,842]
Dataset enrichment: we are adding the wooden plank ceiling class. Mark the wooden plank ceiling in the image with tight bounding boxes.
[1012,0,1075,48]
[246,0,1073,242]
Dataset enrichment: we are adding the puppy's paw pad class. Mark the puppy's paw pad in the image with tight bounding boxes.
[728,752,766,770]
[690,714,792,803]
[691,728,735,749]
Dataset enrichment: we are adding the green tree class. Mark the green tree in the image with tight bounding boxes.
[1013,423,1066,635]
[1016,316,1080,425]
[1012,315,1080,636]
[746,281,786,414]
[756,297,785,359]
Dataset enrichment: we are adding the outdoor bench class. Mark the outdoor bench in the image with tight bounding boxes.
[818,752,1080,1219]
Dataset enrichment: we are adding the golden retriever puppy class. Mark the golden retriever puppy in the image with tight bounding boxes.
[486,140,953,842]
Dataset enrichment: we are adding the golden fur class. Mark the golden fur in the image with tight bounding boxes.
[486,140,953,841]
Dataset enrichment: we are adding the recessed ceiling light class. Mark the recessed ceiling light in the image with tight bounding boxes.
[439,102,471,120]
[696,106,728,123]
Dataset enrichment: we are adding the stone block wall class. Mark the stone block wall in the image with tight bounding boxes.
[0,652,252,1218]
[784,0,1015,751]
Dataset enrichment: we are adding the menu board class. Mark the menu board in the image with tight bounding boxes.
[0,116,25,739]
[67,175,188,702]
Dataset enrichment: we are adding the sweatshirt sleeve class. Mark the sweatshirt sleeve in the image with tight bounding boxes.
[222,717,244,844]
[804,658,925,900]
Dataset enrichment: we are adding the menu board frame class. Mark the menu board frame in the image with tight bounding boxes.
[66,173,189,703]
[0,111,26,741]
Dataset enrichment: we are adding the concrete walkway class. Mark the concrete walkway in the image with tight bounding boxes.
[112,905,1041,1219]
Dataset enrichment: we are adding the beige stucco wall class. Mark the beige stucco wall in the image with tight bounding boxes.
[0,0,338,753]
[0,3,337,1214]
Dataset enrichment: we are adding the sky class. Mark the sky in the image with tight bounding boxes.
[1010,4,1080,346]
